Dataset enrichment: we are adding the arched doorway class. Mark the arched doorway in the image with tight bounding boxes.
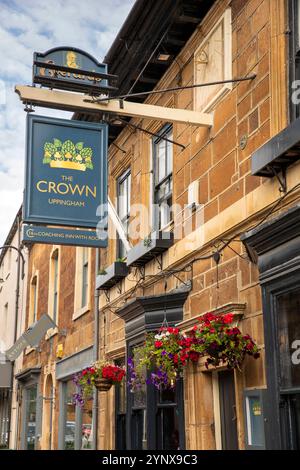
[42,374,54,450]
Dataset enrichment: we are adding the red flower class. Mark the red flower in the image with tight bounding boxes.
[155,341,163,348]
[189,351,200,362]
[202,313,215,322]
[222,313,234,324]
[192,325,198,331]
[209,328,216,333]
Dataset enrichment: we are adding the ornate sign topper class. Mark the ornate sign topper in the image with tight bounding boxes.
[33,47,117,94]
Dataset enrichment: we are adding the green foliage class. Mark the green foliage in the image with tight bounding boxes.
[128,314,260,391]
[192,313,260,370]
[98,269,107,275]
[53,138,62,148]
[81,147,93,158]
[44,142,55,154]
[42,138,94,170]
[61,140,76,155]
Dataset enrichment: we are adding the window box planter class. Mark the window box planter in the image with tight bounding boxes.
[126,231,174,267]
[96,261,129,290]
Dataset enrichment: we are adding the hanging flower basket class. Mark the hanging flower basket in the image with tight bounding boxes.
[128,313,260,391]
[192,313,260,370]
[73,361,126,406]
[94,377,113,392]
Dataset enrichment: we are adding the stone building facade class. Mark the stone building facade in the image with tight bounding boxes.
[8,0,300,450]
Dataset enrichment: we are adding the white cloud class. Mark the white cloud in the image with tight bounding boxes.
[0,0,135,245]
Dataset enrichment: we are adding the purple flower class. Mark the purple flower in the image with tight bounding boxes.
[128,357,134,368]
[161,350,167,356]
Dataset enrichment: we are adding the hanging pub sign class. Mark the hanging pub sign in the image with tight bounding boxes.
[23,114,108,230]
[33,46,118,94]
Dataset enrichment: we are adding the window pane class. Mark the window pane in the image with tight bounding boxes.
[64,381,76,450]
[157,140,166,183]
[81,399,93,450]
[278,288,300,389]
[32,277,38,323]
[246,396,264,447]
[117,171,131,257]
[25,386,37,450]
[156,407,179,450]
[159,388,176,404]
[166,139,173,175]
[81,263,88,308]
[53,252,59,322]
[159,197,172,228]
[154,128,173,230]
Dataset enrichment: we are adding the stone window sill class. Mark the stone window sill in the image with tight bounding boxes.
[45,326,58,340]
[72,305,90,321]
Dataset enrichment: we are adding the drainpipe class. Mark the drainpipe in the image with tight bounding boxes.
[92,248,100,450]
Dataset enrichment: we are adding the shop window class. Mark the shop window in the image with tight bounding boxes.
[60,379,93,450]
[278,287,300,389]
[194,9,232,112]
[276,286,300,450]
[153,126,173,230]
[117,170,131,259]
[64,380,76,450]
[24,386,38,450]
[0,389,10,448]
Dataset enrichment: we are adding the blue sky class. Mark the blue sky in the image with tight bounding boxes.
[0,0,135,244]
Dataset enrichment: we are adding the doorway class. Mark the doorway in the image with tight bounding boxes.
[42,374,54,450]
[218,370,238,450]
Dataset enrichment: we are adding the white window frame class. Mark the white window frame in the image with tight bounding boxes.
[153,125,173,231]
[194,8,232,112]
[46,246,60,339]
[29,271,39,326]
[73,247,92,320]
[117,169,131,259]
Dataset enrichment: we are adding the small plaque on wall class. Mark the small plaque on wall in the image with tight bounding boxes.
[243,389,266,450]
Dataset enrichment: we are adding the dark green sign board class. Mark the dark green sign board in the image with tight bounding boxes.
[33,47,117,94]
[23,114,108,229]
[22,225,107,248]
